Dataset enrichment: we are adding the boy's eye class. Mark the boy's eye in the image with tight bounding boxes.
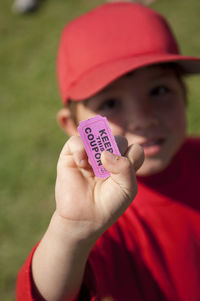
[98,98,121,111]
[150,86,170,96]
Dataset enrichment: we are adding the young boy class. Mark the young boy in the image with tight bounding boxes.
[16,2,200,301]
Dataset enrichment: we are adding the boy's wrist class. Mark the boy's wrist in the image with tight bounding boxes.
[48,210,98,251]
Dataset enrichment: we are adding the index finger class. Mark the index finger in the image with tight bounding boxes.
[59,135,89,168]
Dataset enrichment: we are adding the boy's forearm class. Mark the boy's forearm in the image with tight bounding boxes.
[32,211,94,301]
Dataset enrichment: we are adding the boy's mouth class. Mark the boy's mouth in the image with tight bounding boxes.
[140,138,165,156]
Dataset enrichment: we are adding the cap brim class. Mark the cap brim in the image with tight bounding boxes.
[67,54,200,101]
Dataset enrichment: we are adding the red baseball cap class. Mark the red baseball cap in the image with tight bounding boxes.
[57,2,200,103]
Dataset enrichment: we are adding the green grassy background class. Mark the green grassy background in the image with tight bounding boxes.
[0,0,200,300]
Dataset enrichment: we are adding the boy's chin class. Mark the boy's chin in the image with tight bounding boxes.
[136,158,170,177]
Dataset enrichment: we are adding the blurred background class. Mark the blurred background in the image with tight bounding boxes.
[0,0,200,300]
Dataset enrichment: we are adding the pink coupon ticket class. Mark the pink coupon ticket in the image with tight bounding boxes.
[78,115,121,179]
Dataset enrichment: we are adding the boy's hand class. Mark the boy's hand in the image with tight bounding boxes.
[32,136,144,301]
[55,135,144,240]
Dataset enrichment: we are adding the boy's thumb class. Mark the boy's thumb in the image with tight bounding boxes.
[101,144,144,175]
[100,146,144,221]
[101,149,139,201]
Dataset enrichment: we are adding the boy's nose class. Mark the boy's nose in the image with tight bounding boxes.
[126,103,159,132]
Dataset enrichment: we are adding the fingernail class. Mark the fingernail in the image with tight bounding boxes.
[103,151,118,163]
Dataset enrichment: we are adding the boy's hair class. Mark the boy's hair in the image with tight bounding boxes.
[57,2,200,104]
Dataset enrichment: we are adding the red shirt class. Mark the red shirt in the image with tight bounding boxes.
[16,138,200,301]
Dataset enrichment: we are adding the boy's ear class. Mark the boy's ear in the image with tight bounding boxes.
[57,107,78,136]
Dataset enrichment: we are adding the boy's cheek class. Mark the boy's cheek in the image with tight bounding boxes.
[109,124,125,137]
[168,110,187,135]
[163,98,186,121]
[74,103,94,123]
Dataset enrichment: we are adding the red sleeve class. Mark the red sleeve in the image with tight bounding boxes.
[16,243,96,301]
[16,243,45,301]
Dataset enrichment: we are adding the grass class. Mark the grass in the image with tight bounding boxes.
[0,0,200,300]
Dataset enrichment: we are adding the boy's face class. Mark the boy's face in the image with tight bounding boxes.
[60,65,187,176]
